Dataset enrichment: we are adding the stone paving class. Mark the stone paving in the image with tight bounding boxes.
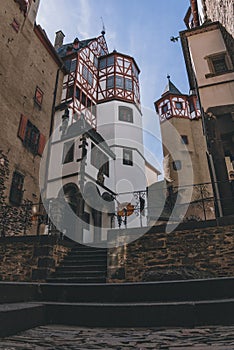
[1,325,234,349]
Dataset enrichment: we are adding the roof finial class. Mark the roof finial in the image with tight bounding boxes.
[101,17,106,35]
[167,74,170,81]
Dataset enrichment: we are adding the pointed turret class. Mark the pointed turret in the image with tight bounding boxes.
[155,76,200,122]
[162,75,182,97]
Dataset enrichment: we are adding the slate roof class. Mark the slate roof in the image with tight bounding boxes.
[162,76,182,96]
[57,38,95,58]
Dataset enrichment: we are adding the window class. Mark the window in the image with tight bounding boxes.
[125,78,133,91]
[206,52,232,77]
[9,171,24,205]
[173,160,182,171]
[162,104,168,113]
[24,120,40,155]
[87,71,93,86]
[99,57,106,69]
[175,101,183,109]
[63,140,75,164]
[107,76,114,89]
[107,56,114,67]
[91,143,109,177]
[34,86,44,108]
[119,106,133,123]
[82,65,88,80]
[18,115,45,156]
[212,56,228,74]
[64,58,77,72]
[81,92,86,106]
[93,56,98,68]
[116,76,124,88]
[67,85,74,99]
[181,135,188,144]
[123,148,133,166]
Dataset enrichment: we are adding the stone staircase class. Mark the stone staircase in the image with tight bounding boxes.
[47,244,107,283]
[0,277,234,337]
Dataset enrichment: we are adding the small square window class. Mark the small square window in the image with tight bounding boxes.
[205,52,232,77]
[34,86,44,107]
[119,106,133,123]
[212,57,228,74]
[175,101,183,109]
[181,135,188,144]
[173,160,182,171]
[162,104,168,114]
[123,149,133,166]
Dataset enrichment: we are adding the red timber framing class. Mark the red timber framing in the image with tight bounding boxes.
[61,35,108,129]
[155,94,201,123]
[97,52,141,109]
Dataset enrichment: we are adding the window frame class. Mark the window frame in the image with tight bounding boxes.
[62,140,75,164]
[123,148,133,166]
[119,106,133,123]
[181,135,188,145]
[91,143,109,177]
[24,120,40,155]
[173,160,182,171]
[9,171,24,206]
[34,86,44,108]
[205,52,233,77]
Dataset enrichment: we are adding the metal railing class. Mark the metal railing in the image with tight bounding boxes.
[0,181,233,236]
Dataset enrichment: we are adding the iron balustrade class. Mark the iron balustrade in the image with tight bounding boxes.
[0,180,233,235]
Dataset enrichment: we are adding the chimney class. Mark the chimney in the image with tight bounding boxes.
[54,30,65,49]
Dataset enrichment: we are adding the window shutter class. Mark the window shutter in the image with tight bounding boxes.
[18,114,28,141]
[38,133,46,156]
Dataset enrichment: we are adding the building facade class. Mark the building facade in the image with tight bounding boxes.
[0,0,64,235]
[154,77,213,221]
[44,32,148,244]
[180,1,234,216]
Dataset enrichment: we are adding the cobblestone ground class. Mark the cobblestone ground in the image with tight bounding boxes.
[1,325,234,349]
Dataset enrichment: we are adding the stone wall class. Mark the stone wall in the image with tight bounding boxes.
[204,0,233,37]
[108,219,234,283]
[0,1,63,208]
[0,236,72,282]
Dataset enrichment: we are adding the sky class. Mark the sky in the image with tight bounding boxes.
[37,0,190,173]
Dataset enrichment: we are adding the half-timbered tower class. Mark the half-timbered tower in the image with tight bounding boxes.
[155,76,210,187]
[154,76,213,220]
[46,32,147,243]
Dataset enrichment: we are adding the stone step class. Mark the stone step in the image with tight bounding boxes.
[46,277,106,284]
[44,298,234,328]
[71,246,107,253]
[56,265,107,272]
[52,270,106,278]
[62,255,107,262]
[39,277,234,303]
[0,302,46,337]
[60,259,107,266]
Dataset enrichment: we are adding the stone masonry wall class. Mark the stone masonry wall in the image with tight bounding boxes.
[0,236,72,282]
[204,0,234,37]
[108,220,234,283]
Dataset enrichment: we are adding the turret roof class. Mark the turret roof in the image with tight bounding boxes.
[162,75,182,96]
